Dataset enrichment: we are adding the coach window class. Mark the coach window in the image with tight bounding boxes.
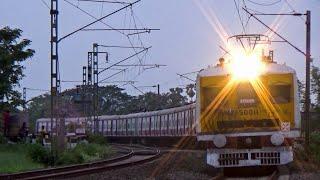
[269,84,291,104]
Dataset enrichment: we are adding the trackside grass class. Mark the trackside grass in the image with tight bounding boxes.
[0,144,44,173]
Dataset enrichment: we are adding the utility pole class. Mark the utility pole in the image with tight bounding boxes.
[82,66,87,128]
[157,84,160,95]
[305,10,311,146]
[243,8,312,147]
[87,52,93,132]
[93,43,99,134]
[23,87,26,110]
[50,0,59,157]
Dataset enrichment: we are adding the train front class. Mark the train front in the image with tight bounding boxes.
[196,50,301,167]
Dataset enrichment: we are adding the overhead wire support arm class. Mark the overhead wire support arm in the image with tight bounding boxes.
[242,8,306,56]
[82,28,160,31]
[98,45,146,49]
[98,46,151,75]
[113,64,166,67]
[251,13,305,16]
[58,0,141,43]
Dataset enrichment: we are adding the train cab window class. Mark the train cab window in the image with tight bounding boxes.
[269,85,291,104]
[201,87,220,112]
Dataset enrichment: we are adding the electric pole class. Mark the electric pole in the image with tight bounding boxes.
[23,87,26,110]
[243,8,312,147]
[305,10,311,147]
[93,43,99,134]
[50,0,59,157]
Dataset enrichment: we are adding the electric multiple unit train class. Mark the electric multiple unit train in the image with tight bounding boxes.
[196,53,301,167]
[36,50,301,169]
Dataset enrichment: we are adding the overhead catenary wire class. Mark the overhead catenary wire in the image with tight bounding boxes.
[24,87,50,92]
[99,69,127,83]
[283,0,305,22]
[76,0,130,4]
[177,73,196,83]
[98,46,151,75]
[40,0,50,9]
[242,7,306,56]
[233,0,246,34]
[65,0,158,69]
[59,0,141,42]
[246,0,282,6]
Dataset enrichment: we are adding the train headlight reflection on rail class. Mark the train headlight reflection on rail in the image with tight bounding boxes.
[213,134,227,148]
[270,133,284,146]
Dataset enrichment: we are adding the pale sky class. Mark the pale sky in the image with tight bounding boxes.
[1,0,320,100]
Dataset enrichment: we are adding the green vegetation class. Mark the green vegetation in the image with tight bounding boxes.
[56,143,114,165]
[87,134,107,145]
[0,26,35,110]
[310,131,320,163]
[0,142,114,173]
[0,144,43,173]
[26,143,54,165]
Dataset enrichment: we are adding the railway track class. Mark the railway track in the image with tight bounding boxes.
[0,144,161,180]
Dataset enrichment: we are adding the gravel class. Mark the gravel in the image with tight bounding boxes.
[69,151,216,180]
[67,148,320,180]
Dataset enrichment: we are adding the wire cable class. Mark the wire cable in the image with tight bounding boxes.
[247,0,282,6]
[233,0,246,34]
[40,0,50,9]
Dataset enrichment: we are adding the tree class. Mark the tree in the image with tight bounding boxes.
[311,66,320,110]
[27,94,51,131]
[186,84,196,102]
[297,80,305,111]
[166,87,187,108]
[0,26,35,110]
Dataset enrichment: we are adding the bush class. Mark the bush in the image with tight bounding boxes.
[99,145,113,159]
[74,143,100,156]
[0,134,7,144]
[310,131,320,162]
[26,144,54,165]
[87,134,106,145]
[56,150,84,165]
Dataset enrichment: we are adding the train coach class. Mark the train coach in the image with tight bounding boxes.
[36,104,196,138]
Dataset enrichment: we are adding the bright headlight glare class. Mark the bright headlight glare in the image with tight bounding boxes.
[227,47,265,80]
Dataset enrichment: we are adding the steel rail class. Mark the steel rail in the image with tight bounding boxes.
[1,146,160,180]
[1,151,134,180]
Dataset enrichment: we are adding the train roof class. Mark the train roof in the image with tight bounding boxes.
[36,103,196,122]
[198,62,296,77]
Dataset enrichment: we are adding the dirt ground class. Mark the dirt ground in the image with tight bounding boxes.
[68,149,320,180]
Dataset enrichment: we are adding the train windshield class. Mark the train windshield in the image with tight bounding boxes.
[269,84,291,103]
[201,86,220,112]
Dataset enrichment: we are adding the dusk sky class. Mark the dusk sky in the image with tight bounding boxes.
[1,0,320,100]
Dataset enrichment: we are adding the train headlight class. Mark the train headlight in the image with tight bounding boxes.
[271,133,284,146]
[213,134,227,148]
